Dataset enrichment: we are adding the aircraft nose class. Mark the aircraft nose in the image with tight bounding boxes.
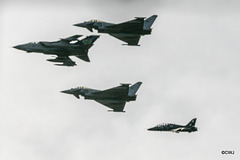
[13,44,26,50]
[73,23,85,27]
[61,89,73,94]
[147,127,155,131]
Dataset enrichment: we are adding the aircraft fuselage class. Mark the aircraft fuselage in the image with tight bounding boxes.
[84,94,136,101]
[14,42,88,57]
[61,87,137,101]
[148,123,197,133]
[91,22,152,35]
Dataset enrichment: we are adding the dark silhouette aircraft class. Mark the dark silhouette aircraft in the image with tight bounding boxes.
[74,15,157,46]
[61,82,142,112]
[148,118,198,133]
[13,35,100,66]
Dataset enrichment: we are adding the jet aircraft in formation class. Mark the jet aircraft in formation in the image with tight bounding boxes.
[61,82,142,112]
[13,15,197,133]
[74,15,157,46]
[148,118,198,133]
[13,35,100,66]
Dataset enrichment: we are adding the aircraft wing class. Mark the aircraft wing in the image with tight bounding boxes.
[95,99,126,112]
[60,58,76,66]
[109,34,141,46]
[93,85,129,98]
[172,128,185,133]
[107,18,144,31]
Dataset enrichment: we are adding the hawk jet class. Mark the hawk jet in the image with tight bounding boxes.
[74,15,157,46]
[148,118,198,133]
[13,35,100,66]
[61,82,142,112]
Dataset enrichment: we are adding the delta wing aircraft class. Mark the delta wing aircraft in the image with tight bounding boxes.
[74,15,157,46]
[148,118,198,133]
[13,35,100,66]
[61,82,142,112]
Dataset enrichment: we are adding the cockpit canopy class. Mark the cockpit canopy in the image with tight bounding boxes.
[156,123,174,127]
[27,42,38,47]
[88,20,102,23]
[77,86,89,90]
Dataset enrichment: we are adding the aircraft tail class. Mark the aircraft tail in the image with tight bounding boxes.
[186,118,197,127]
[128,82,142,96]
[77,35,100,48]
[143,15,158,30]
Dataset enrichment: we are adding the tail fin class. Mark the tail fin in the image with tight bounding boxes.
[143,15,158,30]
[77,35,100,48]
[186,118,197,127]
[128,82,142,96]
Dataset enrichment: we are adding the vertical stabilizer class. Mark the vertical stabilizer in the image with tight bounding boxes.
[186,118,197,127]
[77,35,100,48]
[128,82,142,96]
[143,15,158,30]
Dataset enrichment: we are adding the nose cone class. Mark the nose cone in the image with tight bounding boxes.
[147,127,155,131]
[13,44,27,51]
[61,89,73,94]
[74,22,94,32]
[73,23,86,27]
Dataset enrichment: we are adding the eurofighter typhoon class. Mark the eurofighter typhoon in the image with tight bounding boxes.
[61,82,142,112]
[13,35,100,66]
[148,118,198,133]
[74,15,157,46]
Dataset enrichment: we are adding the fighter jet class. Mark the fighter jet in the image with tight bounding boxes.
[61,82,142,112]
[13,35,100,66]
[148,118,198,133]
[74,15,157,46]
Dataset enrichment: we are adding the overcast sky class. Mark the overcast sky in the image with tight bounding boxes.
[1,0,240,160]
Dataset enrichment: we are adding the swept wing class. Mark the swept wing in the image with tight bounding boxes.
[95,100,126,112]
[172,127,185,133]
[109,34,141,46]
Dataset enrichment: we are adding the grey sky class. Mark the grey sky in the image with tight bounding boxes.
[1,0,240,160]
